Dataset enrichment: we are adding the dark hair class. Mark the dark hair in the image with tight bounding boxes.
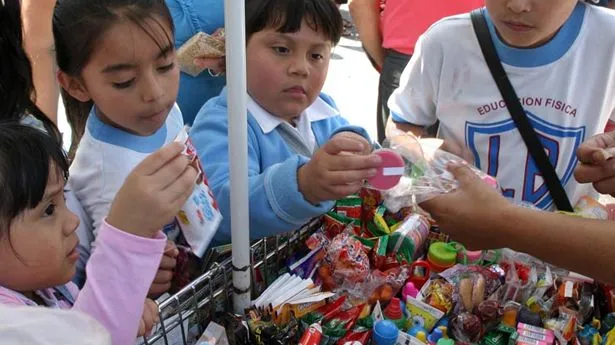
[0,0,63,143]
[0,122,69,234]
[245,0,343,45]
[53,0,175,157]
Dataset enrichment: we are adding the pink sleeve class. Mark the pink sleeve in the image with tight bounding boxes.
[72,220,166,345]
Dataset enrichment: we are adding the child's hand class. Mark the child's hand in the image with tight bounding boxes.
[137,298,160,337]
[107,142,197,238]
[298,132,382,204]
[148,240,178,297]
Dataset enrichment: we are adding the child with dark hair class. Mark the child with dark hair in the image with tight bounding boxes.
[0,0,93,289]
[0,1,197,343]
[55,0,186,296]
[190,0,382,244]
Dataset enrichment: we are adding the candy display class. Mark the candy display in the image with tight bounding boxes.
[234,137,615,345]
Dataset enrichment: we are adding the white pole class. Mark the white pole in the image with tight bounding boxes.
[224,0,251,313]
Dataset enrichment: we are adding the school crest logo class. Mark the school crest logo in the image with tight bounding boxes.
[465,111,585,209]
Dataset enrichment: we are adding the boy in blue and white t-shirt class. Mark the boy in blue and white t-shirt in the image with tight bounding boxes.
[387,0,615,210]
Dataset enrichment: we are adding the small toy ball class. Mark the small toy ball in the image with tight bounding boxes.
[367,148,405,190]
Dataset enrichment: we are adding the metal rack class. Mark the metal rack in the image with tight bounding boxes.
[139,218,322,345]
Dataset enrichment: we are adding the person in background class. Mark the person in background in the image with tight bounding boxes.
[349,0,483,142]
[20,0,59,123]
[387,0,615,211]
[165,0,226,124]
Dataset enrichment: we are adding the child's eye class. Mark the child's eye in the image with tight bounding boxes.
[43,204,56,217]
[311,53,324,60]
[272,46,290,55]
[112,79,135,89]
[157,63,175,73]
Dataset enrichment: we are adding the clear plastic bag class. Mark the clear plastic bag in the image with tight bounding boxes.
[380,133,498,212]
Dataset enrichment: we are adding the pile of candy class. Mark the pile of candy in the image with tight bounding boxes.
[238,137,615,345]
[241,186,615,345]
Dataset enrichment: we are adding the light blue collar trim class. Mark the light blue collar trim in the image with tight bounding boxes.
[483,2,585,68]
[86,107,169,153]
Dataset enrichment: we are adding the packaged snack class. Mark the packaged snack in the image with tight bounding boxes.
[288,247,325,279]
[422,279,455,314]
[381,133,500,209]
[406,297,445,331]
[336,197,363,219]
[326,233,371,285]
[574,196,608,220]
[196,322,229,345]
[336,329,371,345]
[177,30,225,77]
[298,323,323,345]
[367,206,391,237]
[174,127,222,257]
[451,312,483,343]
[325,212,361,238]
[388,214,430,262]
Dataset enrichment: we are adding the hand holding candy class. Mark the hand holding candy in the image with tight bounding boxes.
[298,132,382,204]
[575,131,615,196]
[107,143,197,238]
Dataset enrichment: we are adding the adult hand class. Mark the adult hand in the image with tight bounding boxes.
[193,28,226,75]
[574,131,615,196]
[420,162,512,250]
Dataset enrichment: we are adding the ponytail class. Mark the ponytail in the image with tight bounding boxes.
[0,0,62,144]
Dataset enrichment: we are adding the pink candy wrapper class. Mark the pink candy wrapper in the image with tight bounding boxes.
[174,127,222,257]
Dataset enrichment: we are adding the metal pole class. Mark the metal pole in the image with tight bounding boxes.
[224,0,251,313]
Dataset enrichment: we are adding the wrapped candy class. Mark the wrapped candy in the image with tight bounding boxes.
[380,132,499,211]
[452,312,483,343]
[325,233,371,285]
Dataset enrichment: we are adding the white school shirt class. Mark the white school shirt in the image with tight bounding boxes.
[247,95,340,153]
[69,105,184,241]
[389,3,615,210]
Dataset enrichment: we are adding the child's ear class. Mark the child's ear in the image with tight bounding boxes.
[57,71,91,102]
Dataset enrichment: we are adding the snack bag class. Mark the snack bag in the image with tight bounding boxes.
[174,127,222,257]
[381,132,499,211]
[177,30,225,76]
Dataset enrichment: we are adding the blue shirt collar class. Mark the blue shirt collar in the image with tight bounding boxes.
[86,107,170,153]
[483,2,585,68]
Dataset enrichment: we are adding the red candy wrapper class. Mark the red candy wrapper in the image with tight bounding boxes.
[298,323,323,345]
[336,197,362,219]
[336,329,371,345]
[326,233,371,285]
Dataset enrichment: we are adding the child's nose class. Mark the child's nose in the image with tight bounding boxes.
[64,210,80,236]
[506,0,531,13]
[140,75,165,103]
[288,56,309,77]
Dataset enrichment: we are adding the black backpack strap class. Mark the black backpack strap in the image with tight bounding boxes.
[470,9,573,212]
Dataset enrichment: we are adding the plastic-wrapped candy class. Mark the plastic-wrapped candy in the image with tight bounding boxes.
[325,233,371,285]
[380,132,499,211]
[452,312,483,343]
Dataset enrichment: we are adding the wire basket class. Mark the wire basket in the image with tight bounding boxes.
[139,217,323,345]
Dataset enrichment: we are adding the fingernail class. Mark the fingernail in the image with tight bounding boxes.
[370,155,383,165]
[367,169,378,177]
